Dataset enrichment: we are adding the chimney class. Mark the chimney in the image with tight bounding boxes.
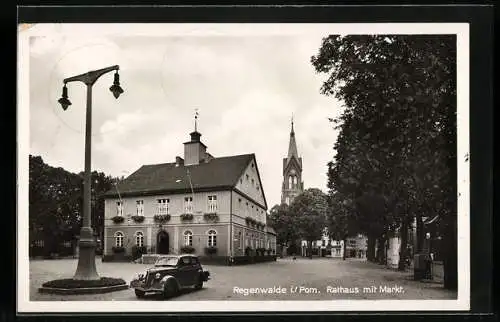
[175,156,184,167]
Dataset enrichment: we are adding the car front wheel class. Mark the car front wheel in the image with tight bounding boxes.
[163,279,178,299]
[194,276,203,290]
[135,289,145,298]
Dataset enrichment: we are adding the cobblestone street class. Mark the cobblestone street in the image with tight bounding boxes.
[28,256,456,301]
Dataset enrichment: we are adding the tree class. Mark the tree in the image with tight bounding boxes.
[268,203,299,257]
[29,155,119,257]
[312,35,457,289]
[29,155,83,255]
[289,188,329,259]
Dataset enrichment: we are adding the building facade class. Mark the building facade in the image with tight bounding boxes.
[345,234,368,258]
[103,129,276,262]
[300,232,367,259]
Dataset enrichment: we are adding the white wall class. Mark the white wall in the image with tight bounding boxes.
[234,158,266,208]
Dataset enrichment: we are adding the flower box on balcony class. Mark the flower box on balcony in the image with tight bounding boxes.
[180,213,194,221]
[154,214,171,223]
[131,215,145,223]
[203,213,219,222]
[180,245,195,254]
[245,217,257,227]
[111,216,124,224]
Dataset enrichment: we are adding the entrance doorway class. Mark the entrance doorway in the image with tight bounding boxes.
[157,230,170,254]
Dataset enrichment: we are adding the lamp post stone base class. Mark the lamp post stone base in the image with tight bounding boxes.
[73,227,100,281]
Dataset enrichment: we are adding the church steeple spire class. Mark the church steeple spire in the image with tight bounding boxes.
[287,116,298,160]
[282,115,303,205]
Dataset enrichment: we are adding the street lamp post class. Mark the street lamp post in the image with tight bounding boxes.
[58,65,124,280]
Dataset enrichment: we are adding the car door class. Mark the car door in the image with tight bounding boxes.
[185,256,201,285]
[177,256,192,287]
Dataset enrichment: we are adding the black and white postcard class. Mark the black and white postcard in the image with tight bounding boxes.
[17,22,470,313]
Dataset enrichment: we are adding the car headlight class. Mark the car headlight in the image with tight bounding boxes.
[155,273,161,279]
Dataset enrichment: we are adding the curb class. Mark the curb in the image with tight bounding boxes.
[38,284,129,295]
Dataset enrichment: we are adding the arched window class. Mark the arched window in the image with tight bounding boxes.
[207,230,217,247]
[293,176,298,187]
[289,176,293,189]
[114,231,124,247]
[184,230,193,246]
[135,231,144,247]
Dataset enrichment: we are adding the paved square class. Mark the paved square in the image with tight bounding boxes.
[28,257,456,301]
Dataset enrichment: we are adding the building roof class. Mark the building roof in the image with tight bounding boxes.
[104,154,255,198]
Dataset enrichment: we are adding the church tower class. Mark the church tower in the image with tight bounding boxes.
[281,118,304,205]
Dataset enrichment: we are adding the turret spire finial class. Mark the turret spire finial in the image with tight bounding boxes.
[194,108,199,132]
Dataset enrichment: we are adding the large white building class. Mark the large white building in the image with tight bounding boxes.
[103,128,276,263]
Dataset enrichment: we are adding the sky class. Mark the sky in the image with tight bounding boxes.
[26,24,345,209]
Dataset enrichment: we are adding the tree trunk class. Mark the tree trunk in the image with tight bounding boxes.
[307,240,312,259]
[367,233,376,262]
[376,237,385,264]
[342,236,347,260]
[416,213,424,253]
[398,217,409,271]
[443,217,457,290]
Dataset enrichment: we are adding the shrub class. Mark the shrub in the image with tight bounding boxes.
[203,213,219,222]
[256,247,266,256]
[111,216,124,224]
[266,248,272,255]
[112,246,125,254]
[131,215,145,223]
[42,277,126,289]
[154,214,171,223]
[204,246,217,255]
[244,246,253,256]
[180,245,195,254]
[180,213,194,221]
[131,245,147,260]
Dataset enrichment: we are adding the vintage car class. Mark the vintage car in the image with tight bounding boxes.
[130,254,210,298]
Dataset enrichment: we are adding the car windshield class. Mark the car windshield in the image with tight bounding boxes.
[154,257,179,267]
